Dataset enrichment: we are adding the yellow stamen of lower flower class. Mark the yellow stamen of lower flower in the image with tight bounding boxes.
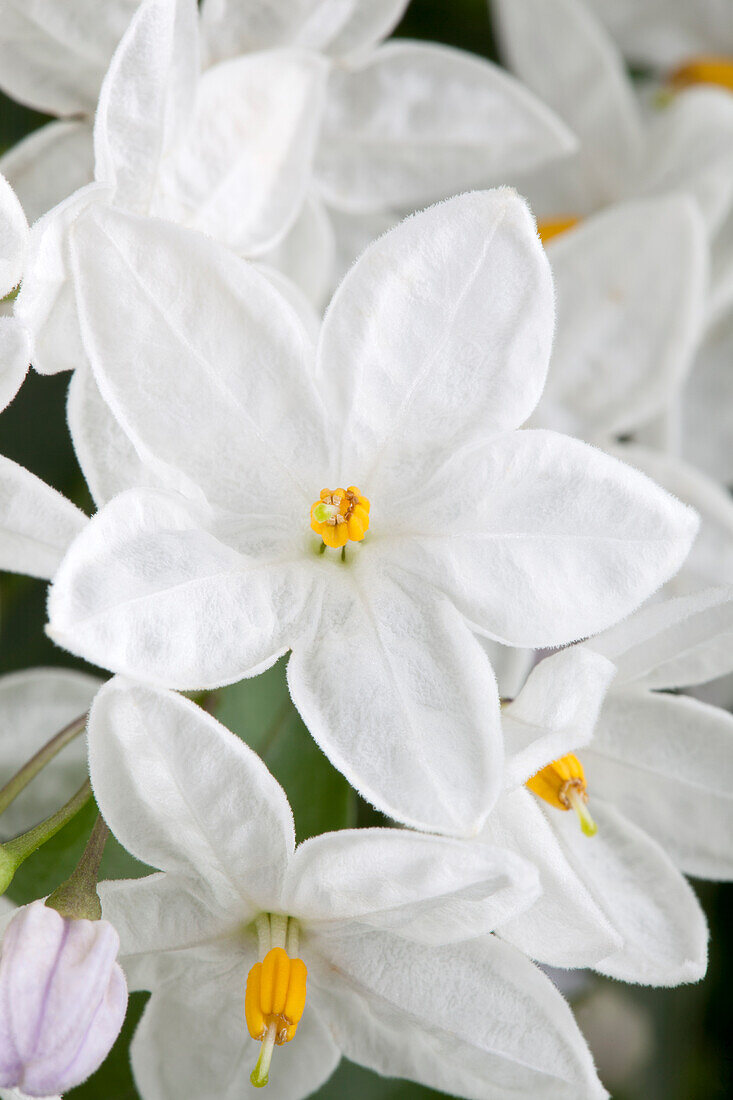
[246,946,307,1087]
[310,486,370,549]
[526,753,598,837]
[537,217,580,245]
[670,56,733,92]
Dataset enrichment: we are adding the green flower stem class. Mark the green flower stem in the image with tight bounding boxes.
[0,778,93,894]
[0,712,88,817]
[46,813,110,920]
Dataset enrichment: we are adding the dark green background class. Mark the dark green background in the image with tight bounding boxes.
[1,2,730,1097]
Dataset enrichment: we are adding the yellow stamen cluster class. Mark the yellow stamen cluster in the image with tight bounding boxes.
[246,947,307,1087]
[670,56,733,92]
[537,217,580,245]
[310,486,370,549]
[526,753,598,837]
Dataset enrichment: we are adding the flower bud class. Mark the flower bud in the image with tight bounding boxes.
[0,901,127,1096]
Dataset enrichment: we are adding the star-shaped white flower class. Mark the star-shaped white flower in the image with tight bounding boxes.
[46,189,697,834]
[485,584,733,985]
[87,676,608,1100]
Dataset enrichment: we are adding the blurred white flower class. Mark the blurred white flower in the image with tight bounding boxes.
[46,190,697,834]
[0,901,127,1097]
[0,174,31,412]
[87,676,607,1100]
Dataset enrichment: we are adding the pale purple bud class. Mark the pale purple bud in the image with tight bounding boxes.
[0,901,127,1096]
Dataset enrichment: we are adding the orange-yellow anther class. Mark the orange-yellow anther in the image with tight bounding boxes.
[537,217,580,245]
[245,948,307,1046]
[670,56,733,92]
[526,753,598,837]
[311,486,370,549]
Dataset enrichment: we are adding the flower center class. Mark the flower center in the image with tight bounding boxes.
[526,752,598,837]
[536,217,580,245]
[669,56,733,92]
[246,914,307,1088]
[310,486,370,550]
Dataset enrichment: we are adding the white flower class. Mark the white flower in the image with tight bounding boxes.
[485,584,733,985]
[46,190,698,833]
[0,173,31,413]
[493,0,733,235]
[0,901,127,1097]
[87,676,608,1100]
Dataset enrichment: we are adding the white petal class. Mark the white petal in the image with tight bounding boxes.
[0,668,100,841]
[0,0,139,116]
[316,189,554,489]
[0,120,94,226]
[287,556,502,836]
[66,366,167,507]
[315,41,575,212]
[69,204,327,515]
[165,51,328,255]
[260,194,336,310]
[312,930,607,1099]
[637,88,733,232]
[607,444,733,596]
[503,647,617,790]
[93,0,199,214]
[48,488,318,688]
[587,584,733,690]
[88,678,295,914]
[406,430,699,648]
[98,874,237,978]
[535,196,707,440]
[132,958,340,1100]
[201,0,409,62]
[0,172,27,293]
[14,181,110,376]
[0,456,87,580]
[553,798,708,986]
[482,789,622,968]
[682,309,733,484]
[585,689,733,880]
[282,828,539,941]
[480,638,535,701]
[493,0,643,197]
[0,318,30,413]
[581,0,728,68]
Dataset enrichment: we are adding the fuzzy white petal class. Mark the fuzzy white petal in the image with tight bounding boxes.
[88,678,295,914]
[316,189,554,488]
[406,430,699,647]
[313,930,607,1099]
[47,489,317,688]
[282,828,539,941]
[287,557,502,836]
[70,205,327,514]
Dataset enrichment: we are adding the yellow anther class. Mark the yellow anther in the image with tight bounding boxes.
[311,486,370,549]
[670,56,733,92]
[526,753,598,837]
[537,217,580,245]
[246,948,308,1087]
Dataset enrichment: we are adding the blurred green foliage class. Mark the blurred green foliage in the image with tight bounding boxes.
[0,2,731,1098]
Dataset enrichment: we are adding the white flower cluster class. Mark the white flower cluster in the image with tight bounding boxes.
[0,0,732,1097]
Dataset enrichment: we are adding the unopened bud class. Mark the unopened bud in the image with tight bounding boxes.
[0,901,127,1096]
